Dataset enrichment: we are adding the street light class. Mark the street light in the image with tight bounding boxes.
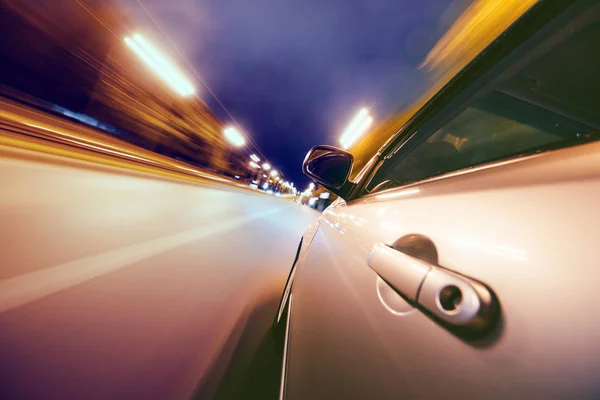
[270,170,278,177]
[262,163,271,171]
[124,34,195,96]
[249,161,260,169]
[339,108,373,149]
[223,126,246,147]
[309,182,315,190]
[250,154,260,163]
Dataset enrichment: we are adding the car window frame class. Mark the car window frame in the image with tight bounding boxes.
[345,0,585,201]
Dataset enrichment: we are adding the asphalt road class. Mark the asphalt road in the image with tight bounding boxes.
[0,143,318,399]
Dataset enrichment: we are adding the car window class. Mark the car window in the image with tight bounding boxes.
[367,14,600,193]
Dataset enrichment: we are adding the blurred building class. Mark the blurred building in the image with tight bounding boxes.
[0,0,236,172]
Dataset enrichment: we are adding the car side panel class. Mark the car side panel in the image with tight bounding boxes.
[285,141,600,399]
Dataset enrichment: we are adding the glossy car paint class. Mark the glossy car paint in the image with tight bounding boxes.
[283,140,600,398]
[279,1,600,397]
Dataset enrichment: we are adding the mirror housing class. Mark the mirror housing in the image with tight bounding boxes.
[302,145,354,198]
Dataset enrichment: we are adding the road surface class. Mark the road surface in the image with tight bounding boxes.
[0,141,317,399]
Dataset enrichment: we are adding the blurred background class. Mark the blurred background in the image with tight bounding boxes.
[0,0,535,193]
[0,0,539,398]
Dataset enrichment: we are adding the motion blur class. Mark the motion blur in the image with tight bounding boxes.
[2,0,599,399]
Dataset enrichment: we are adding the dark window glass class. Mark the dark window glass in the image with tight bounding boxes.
[307,153,351,187]
[369,14,600,192]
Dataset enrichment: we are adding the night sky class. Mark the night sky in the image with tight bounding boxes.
[124,0,466,187]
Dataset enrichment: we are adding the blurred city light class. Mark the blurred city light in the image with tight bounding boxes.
[270,170,278,177]
[339,108,367,146]
[339,108,373,149]
[309,182,315,190]
[124,34,195,96]
[250,154,260,163]
[223,126,246,147]
[262,183,268,190]
[262,163,271,171]
[345,115,373,149]
[249,161,260,169]
[263,174,267,178]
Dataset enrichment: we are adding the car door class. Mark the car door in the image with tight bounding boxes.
[282,2,600,399]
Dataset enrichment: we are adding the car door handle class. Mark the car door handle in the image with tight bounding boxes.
[367,243,431,303]
[368,240,500,337]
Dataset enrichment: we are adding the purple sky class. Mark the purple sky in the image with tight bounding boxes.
[123,0,466,186]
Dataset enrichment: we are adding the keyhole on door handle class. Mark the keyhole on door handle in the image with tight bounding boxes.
[368,235,502,340]
[439,285,463,313]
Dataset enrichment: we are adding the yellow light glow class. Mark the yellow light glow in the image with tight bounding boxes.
[421,0,537,75]
[125,34,195,96]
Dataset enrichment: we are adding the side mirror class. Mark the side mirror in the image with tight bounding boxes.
[302,145,354,197]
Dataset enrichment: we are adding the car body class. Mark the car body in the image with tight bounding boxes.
[274,1,600,398]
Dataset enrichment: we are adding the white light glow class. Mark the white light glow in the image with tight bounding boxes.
[249,161,260,169]
[375,188,420,200]
[342,115,373,149]
[223,127,246,147]
[339,108,368,146]
[250,154,260,163]
[262,163,271,171]
[125,35,195,96]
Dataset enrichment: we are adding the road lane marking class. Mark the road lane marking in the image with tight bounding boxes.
[0,205,290,313]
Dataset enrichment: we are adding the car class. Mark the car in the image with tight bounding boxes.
[273,0,600,398]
